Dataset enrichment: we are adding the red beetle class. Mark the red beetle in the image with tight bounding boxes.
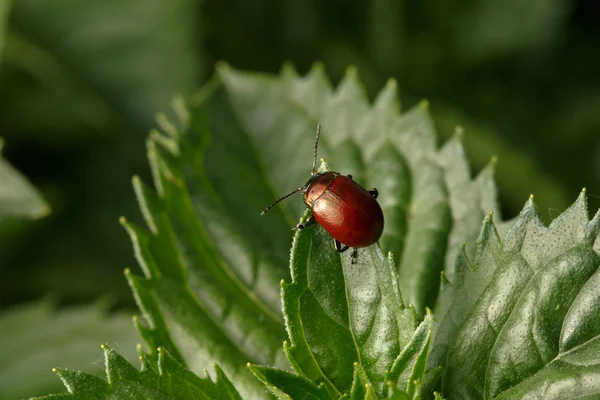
[261,124,384,263]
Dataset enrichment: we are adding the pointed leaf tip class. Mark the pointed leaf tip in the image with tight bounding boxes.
[155,114,179,139]
[280,61,296,75]
[215,60,230,72]
[346,65,358,77]
[310,61,325,71]
[440,271,450,285]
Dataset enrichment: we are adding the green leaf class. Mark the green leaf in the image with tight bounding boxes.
[218,63,455,317]
[124,65,487,398]
[30,65,512,399]
[437,190,600,399]
[8,0,202,128]
[35,345,242,399]
[0,138,49,220]
[283,218,418,397]
[277,194,437,399]
[0,300,139,400]
[122,94,290,398]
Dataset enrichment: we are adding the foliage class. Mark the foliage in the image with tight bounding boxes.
[2,0,599,398]
[31,66,600,399]
[431,190,600,398]
[2,0,597,309]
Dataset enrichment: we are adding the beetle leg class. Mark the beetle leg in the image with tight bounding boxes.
[334,239,349,253]
[292,214,315,231]
[350,248,358,264]
[346,174,353,180]
[369,188,378,199]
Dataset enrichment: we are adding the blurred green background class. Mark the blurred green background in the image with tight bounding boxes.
[1,0,599,310]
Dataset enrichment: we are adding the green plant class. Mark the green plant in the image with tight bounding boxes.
[32,66,600,399]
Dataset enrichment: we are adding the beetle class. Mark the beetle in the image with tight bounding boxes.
[260,123,384,263]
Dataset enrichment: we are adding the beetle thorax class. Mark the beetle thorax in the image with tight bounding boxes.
[303,171,339,208]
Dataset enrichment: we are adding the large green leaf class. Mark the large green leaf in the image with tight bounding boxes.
[432,190,600,399]
[0,301,139,400]
[125,65,458,398]
[213,65,465,398]
[41,65,567,398]
[219,64,454,317]
[281,212,418,397]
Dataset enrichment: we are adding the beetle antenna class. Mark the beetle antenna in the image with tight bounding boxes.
[261,187,304,215]
[311,123,321,175]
